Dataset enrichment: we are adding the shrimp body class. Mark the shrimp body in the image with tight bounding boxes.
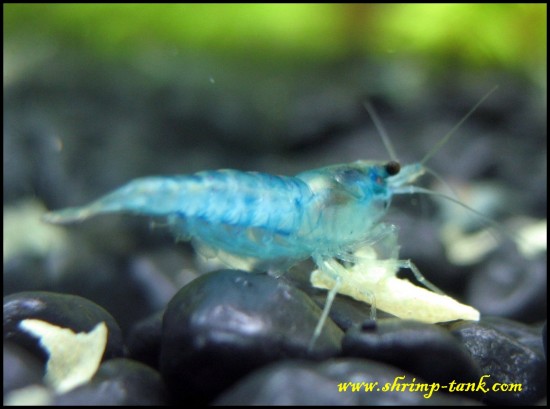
[43,161,409,271]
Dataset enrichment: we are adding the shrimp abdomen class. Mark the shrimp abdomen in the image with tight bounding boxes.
[43,170,312,235]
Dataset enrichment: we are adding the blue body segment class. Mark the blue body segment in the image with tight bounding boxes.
[43,161,408,270]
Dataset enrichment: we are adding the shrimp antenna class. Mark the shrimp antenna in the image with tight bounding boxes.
[363,101,399,162]
[394,184,526,251]
[420,85,499,166]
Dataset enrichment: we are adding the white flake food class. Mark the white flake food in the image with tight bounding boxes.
[18,319,108,393]
[310,248,480,323]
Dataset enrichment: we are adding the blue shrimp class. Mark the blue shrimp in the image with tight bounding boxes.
[43,162,422,280]
[43,89,497,349]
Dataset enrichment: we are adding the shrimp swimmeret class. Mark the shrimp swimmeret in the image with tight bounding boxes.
[43,90,500,349]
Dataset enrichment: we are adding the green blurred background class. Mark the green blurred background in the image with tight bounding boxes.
[4,4,547,83]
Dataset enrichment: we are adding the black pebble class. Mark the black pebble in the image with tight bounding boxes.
[3,291,124,364]
[53,358,167,405]
[126,310,164,370]
[215,358,480,405]
[3,342,45,395]
[448,317,547,405]
[160,269,343,403]
[342,319,482,395]
[215,360,347,406]
[466,246,547,323]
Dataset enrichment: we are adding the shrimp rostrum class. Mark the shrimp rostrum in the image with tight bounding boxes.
[44,93,498,349]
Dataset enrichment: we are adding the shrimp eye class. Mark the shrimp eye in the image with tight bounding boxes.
[384,161,401,176]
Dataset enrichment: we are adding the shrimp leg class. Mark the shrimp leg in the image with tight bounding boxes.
[308,258,343,352]
[396,259,443,294]
[308,256,376,351]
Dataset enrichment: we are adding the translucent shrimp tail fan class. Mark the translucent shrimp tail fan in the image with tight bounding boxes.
[42,176,200,224]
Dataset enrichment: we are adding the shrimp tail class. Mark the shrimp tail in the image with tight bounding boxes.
[42,176,197,224]
[42,204,102,224]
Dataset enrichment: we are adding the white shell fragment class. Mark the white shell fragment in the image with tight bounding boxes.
[18,319,108,393]
[310,254,480,323]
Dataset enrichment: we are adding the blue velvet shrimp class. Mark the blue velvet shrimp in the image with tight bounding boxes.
[43,90,497,350]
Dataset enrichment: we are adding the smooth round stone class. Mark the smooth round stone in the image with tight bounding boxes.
[3,342,45,395]
[3,291,124,363]
[342,319,481,391]
[317,359,481,405]
[53,358,167,405]
[215,360,347,406]
[466,246,547,323]
[215,358,480,405]
[448,317,547,405]
[126,311,164,370]
[160,269,343,403]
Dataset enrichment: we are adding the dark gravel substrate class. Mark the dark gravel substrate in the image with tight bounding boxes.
[4,52,546,405]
